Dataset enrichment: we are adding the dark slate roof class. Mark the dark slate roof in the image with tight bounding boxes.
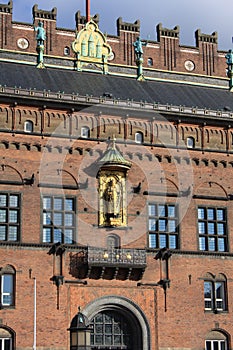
[1,61,233,111]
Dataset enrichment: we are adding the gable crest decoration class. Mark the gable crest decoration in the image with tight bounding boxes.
[72,20,113,74]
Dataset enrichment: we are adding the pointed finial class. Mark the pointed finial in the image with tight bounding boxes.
[112,134,116,149]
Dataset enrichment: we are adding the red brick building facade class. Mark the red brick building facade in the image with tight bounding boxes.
[0,2,233,350]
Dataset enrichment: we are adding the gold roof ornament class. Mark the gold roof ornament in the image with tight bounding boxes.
[72,20,113,74]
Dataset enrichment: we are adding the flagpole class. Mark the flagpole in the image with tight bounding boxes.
[86,0,90,22]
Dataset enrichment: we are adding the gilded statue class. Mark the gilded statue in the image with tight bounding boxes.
[103,178,122,225]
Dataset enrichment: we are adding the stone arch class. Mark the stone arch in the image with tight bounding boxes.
[0,165,23,184]
[39,168,78,188]
[205,329,230,349]
[195,181,227,198]
[0,324,16,350]
[82,295,151,350]
[164,178,179,193]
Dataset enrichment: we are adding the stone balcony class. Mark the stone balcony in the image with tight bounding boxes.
[69,247,147,281]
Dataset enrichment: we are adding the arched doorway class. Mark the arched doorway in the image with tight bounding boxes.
[82,296,151,350]
[90,309,134,349]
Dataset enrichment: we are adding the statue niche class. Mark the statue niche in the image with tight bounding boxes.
[102,176,122,226]
[97,139,131,227]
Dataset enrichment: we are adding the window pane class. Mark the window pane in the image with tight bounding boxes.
[206,341,211,350]
[3,275,13,293]
[148,204,156,216]
[169,235,177,248]
[158,205,165,217]
[199,237,206,250]
[135,132,143,143]
[215,282,224,298]
[198,222,205,234]
[198,208,205,219]
[9,210,18,223]
[2,275,13,305]
[217,223,225,235]
[208,237,216,251]
[149,234,156,248]
[168,220,176,232]
[204,282,212,298]
[158,219,166,232]
[0,195,7,206]
[213,341,219,350]
[8,226,17,241]
[168,205,175,217]
[64,229,73,244]
[43,228,51,242]
[218,238,225,252]
[43,197,51,209]
[81,126,90,138]
[0,226,6,240]
[54,229,62,242]
[208,223,215,234]
[149,219,156,231]
[9,195,18,207]
[65,213,73,226]
[5,339,11,350]
[54,213,62,226]
[0,210,6,223]
[207,208,215,220]
[221,341,226,350]
[43,213,51,225]
[159,234,166,248]
[217,209,224,221]
[54,198,63,210]
[65,199,74,211]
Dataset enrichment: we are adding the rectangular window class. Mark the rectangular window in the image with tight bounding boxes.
[0,193,20,242]
[148,203,178,249]
[1,274,14,306]
[198,207,227,252]
[204,281,226,312]
[42,196,75,244]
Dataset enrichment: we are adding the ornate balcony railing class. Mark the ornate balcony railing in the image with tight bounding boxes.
[87,247,147,268]
[69,247,147,280]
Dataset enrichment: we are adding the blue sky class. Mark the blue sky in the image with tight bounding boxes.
[10,0,233,50]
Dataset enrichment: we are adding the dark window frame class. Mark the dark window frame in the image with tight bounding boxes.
[42,195,76,244]
[0,193,20,242]
[204,275,227,313]
[0,266,16,309]
[198,206,227,252]
[148,202,179,249]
